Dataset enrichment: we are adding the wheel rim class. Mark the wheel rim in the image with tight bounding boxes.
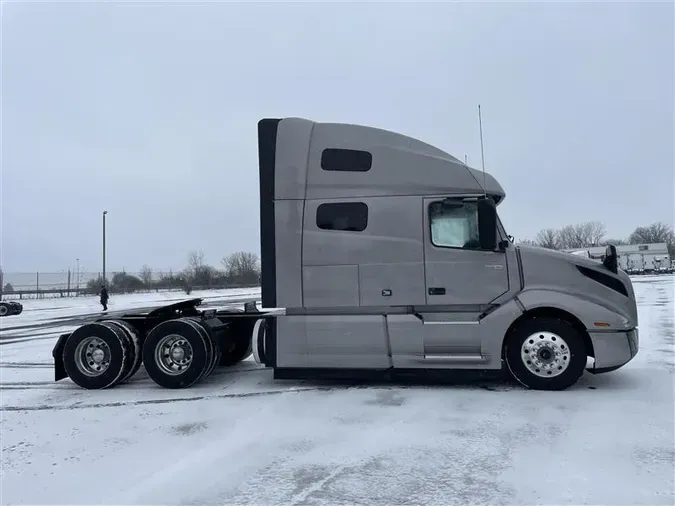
[0,306,7,316]
[74,337,112,376]
[155,334,193,375]
[520,331,571,378]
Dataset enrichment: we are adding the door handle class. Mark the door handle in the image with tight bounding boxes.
[428,287,446,295]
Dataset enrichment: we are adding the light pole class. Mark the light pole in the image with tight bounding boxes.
[76,258,80,294]
[102,211,108,286]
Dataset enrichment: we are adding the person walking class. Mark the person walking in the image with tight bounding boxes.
[100,285,109,311]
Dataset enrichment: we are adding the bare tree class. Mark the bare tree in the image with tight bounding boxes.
[557,224,582,249]
[556,221,606,249]
[517,238,537,246]
[534,228,559,249]
[629,222,675,257]
[187,250,206,274]
[585,220,607,246]
[139,264,153,287]
[185,250,217,287]
[629,222,674,245]
[222,251,260,284]
[601,238,627,246]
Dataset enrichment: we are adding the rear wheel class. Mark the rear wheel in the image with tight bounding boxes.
[106,320,142,384]
[0,303,9,317]
[182,317,220,379]
[142,319,212,389]
[62,322,130,389]
[504,317,587,391]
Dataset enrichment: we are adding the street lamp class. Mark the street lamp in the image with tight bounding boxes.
[102,211,108,285]
[76,258,80,293]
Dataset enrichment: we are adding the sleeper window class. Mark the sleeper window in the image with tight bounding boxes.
[429,200,480,249]
[321,148,372,172]
[316,202,368,232]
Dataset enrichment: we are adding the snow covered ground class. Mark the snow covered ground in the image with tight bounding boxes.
[1,277,673,505]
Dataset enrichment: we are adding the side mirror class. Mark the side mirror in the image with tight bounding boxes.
[603,244,618,274]
[477,197,498,251]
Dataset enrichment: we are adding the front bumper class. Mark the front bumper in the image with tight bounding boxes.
[586,328,639,374]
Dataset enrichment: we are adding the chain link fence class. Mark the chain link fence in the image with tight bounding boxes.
[0,270,258,300]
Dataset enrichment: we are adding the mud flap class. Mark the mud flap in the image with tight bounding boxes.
[53,333,71,381]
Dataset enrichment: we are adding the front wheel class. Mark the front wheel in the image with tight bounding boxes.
[504,317,587,391]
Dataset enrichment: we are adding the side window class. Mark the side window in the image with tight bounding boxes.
[316,202,368,232]
[321,148,372,172]
[429,200,480,249]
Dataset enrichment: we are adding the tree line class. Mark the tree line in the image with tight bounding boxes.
[85,251,261,295]
[519,221,675,257]
[80,220,674,295]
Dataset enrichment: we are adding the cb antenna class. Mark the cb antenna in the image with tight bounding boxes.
[478,104,487,197]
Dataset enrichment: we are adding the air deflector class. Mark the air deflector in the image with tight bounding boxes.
[257,118,281,308]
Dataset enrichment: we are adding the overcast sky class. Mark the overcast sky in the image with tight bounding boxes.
[1,1,673,274]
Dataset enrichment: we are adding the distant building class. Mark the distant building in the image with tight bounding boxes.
[565,243,672,274]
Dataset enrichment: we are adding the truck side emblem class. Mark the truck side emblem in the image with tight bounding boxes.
[485,264,504,270]
[382,289,392,297]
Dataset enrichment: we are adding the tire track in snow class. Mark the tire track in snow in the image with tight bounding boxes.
[1,381,515,412]
[0,366,265,391]
[1,386,337,412]
[0,362,52,368]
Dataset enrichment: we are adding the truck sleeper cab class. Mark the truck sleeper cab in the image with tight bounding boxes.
[254,117,639,391]
[51,117,639,392]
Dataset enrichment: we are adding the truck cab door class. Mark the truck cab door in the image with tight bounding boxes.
[418,197,510,363]
[423,197,509,307]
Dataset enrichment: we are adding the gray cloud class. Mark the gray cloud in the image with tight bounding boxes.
[2,1,673,272]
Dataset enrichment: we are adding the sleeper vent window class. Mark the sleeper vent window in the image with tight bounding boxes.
[321,148,372,172]
[316,202,368,232]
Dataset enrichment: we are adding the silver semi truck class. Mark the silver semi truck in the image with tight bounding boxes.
[51,117,639,391]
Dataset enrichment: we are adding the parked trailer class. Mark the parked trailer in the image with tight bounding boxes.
[0,301,23,317]
[53,117,640,392]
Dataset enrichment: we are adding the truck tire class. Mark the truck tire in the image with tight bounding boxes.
[219,319,254,366]
[0,303,9,317]
[251,318,267,365]
[62,322,131,389]
[14,303,23,315]
[9,302,22,315]
[205,331,221,377]
[504,317,587,391]
[182,317,220,379]
[106,320,143,384]
[142,319,213,389]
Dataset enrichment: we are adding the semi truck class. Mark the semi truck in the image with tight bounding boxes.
[51,117,639,392]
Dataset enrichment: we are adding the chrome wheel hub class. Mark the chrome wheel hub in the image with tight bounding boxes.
[156,334,193,375]
[74,337,111,376]
[520,331,571,378]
